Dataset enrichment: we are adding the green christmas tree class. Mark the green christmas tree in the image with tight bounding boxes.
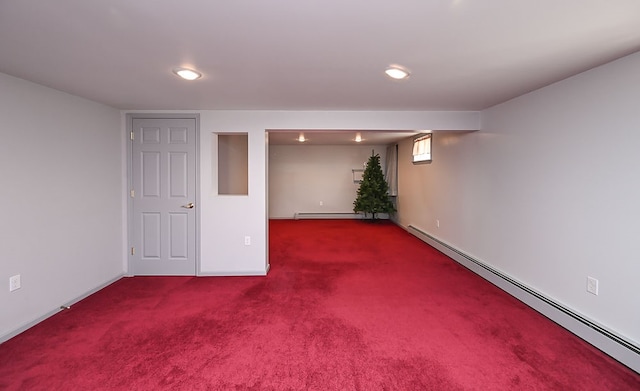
[353,152,396,220]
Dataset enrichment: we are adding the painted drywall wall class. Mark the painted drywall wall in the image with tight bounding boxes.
[269,144,389,218]
[395,51,640,345]
[134,110,478,276]
[0,73,123,341]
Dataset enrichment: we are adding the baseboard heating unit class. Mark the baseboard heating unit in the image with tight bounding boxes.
[294,212,392,220]
[407,224,640,373]
[294,212,365,220]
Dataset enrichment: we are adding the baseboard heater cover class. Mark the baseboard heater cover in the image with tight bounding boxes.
[407,224,640,373]
[295,212,364,220]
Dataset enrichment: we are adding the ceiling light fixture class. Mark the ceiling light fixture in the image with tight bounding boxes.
[385,65,410,80]
[298,133,306,143]
[354,133,362,143]
[172,67,202,81]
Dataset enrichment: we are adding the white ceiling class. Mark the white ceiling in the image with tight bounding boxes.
[1,1,639,113]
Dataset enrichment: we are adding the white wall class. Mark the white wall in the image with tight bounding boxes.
[269,144,388,218]
[396,52,640,345]
[0,73,123,341]
[183,110,479,276]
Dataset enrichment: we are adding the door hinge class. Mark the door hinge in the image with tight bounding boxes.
[131,247,135,255]
[130,131,134,140]
[130,189,135,198]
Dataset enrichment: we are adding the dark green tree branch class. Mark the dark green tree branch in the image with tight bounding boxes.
[353,152,396,220]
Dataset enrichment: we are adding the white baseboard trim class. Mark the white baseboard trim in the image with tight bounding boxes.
[1,273,125,344]
[198,268,269,277]
[405,224,640,374]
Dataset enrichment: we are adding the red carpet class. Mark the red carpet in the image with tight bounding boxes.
[1,220,638,390]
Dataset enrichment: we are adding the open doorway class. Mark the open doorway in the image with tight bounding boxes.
[266,129,415,220]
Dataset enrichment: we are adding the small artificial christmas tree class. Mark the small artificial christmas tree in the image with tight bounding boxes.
[353,152,396,220]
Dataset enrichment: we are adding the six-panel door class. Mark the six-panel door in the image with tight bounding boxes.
[131,118,196,275]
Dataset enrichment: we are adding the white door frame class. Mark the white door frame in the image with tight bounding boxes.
[126,113,200,275]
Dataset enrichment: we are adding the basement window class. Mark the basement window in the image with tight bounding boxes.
[412,134,432,164]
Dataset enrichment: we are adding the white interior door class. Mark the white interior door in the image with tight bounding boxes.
[131,118,197,275]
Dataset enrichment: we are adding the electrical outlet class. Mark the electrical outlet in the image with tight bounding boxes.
[587,276,599,295]
[9,275,21,292]
[244,236,251,246]
[319,201,323,206]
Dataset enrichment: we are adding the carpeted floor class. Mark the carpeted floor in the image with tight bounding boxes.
[1,219,638,390]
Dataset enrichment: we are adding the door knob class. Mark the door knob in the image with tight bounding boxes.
[182,202,195,209]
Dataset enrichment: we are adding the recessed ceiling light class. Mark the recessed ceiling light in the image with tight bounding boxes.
[385,65,410,80]
[354,133,363,143]
[298,133,306,143]
[172,67,202,81]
